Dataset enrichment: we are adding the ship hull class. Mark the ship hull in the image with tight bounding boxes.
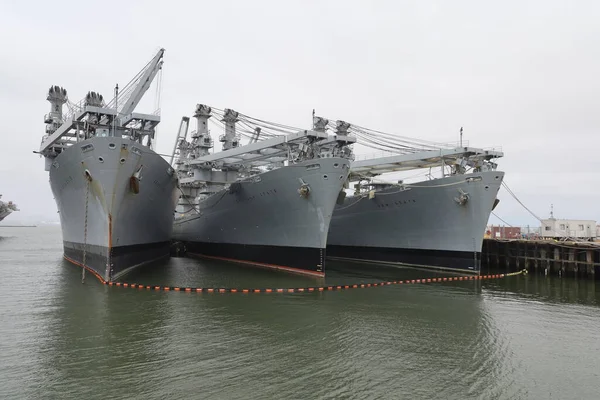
[327,170,505,273]
[173,157,350,277]
[0,210,13,222]
[0,198,16,222]
[49,137,179,281]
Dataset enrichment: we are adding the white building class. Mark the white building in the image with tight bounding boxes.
[540,218,597,240]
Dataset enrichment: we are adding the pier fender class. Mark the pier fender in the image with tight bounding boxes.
[454,188,469,205]
[298,183,310,198]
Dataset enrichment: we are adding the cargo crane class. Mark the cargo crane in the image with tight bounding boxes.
[38,48,165,170]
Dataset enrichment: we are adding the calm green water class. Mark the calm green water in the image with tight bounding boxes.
[1,226,599,399]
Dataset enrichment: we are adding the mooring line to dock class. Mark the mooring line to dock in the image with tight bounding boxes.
[97,269,527,294]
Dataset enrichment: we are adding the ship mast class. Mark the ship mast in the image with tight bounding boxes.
[221,109,240,151]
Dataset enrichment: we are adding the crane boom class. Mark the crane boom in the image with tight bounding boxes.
[38,48,166,154]
[117,48,165,125]
[170,116,190,166]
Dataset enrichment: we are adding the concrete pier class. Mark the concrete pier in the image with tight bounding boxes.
[482,239,600,279]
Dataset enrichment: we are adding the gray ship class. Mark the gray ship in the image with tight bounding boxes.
[0,195,19,223]
[328,170,504,273]
[321,121,505,273]
[171,106,352,277]
[37,49,179,282]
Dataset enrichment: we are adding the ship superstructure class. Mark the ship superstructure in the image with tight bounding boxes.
[0,195,19,223]
[37,49,179,282]
[171,106,354,276]
[312,117,505,273]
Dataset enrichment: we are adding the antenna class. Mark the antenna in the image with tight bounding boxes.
[113,83,119,136]
[460,126,463,147]
[550,203,554,219]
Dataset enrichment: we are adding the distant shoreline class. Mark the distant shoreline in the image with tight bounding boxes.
[0,225,38,228]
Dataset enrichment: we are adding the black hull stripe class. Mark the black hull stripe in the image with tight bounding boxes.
[326,245,481,273]
[63,241,171,281]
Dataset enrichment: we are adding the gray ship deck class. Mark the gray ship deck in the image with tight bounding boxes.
[350,147,503,178]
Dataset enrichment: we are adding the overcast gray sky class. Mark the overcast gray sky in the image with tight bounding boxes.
[1,0,598,226]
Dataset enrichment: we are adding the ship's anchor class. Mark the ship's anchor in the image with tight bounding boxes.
[130,165,143,194]
[298,183,311,198]
[454,188,469,205]
[84,169,93,182]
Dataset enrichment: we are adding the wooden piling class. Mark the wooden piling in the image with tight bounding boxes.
[482,239,600,279]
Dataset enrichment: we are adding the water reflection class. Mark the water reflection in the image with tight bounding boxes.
[116,257,507,399]
[32,259,175,398]
[484,272,600,306]
[6,228,600,399]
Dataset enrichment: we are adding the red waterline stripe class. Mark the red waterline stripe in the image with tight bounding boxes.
[63,255,106,284]
[187,252,325,278]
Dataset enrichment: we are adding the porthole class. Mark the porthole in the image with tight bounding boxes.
[98,156,104,163]
[120,158,126,164]
[323,174,328,180]
[108,143,116,149]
